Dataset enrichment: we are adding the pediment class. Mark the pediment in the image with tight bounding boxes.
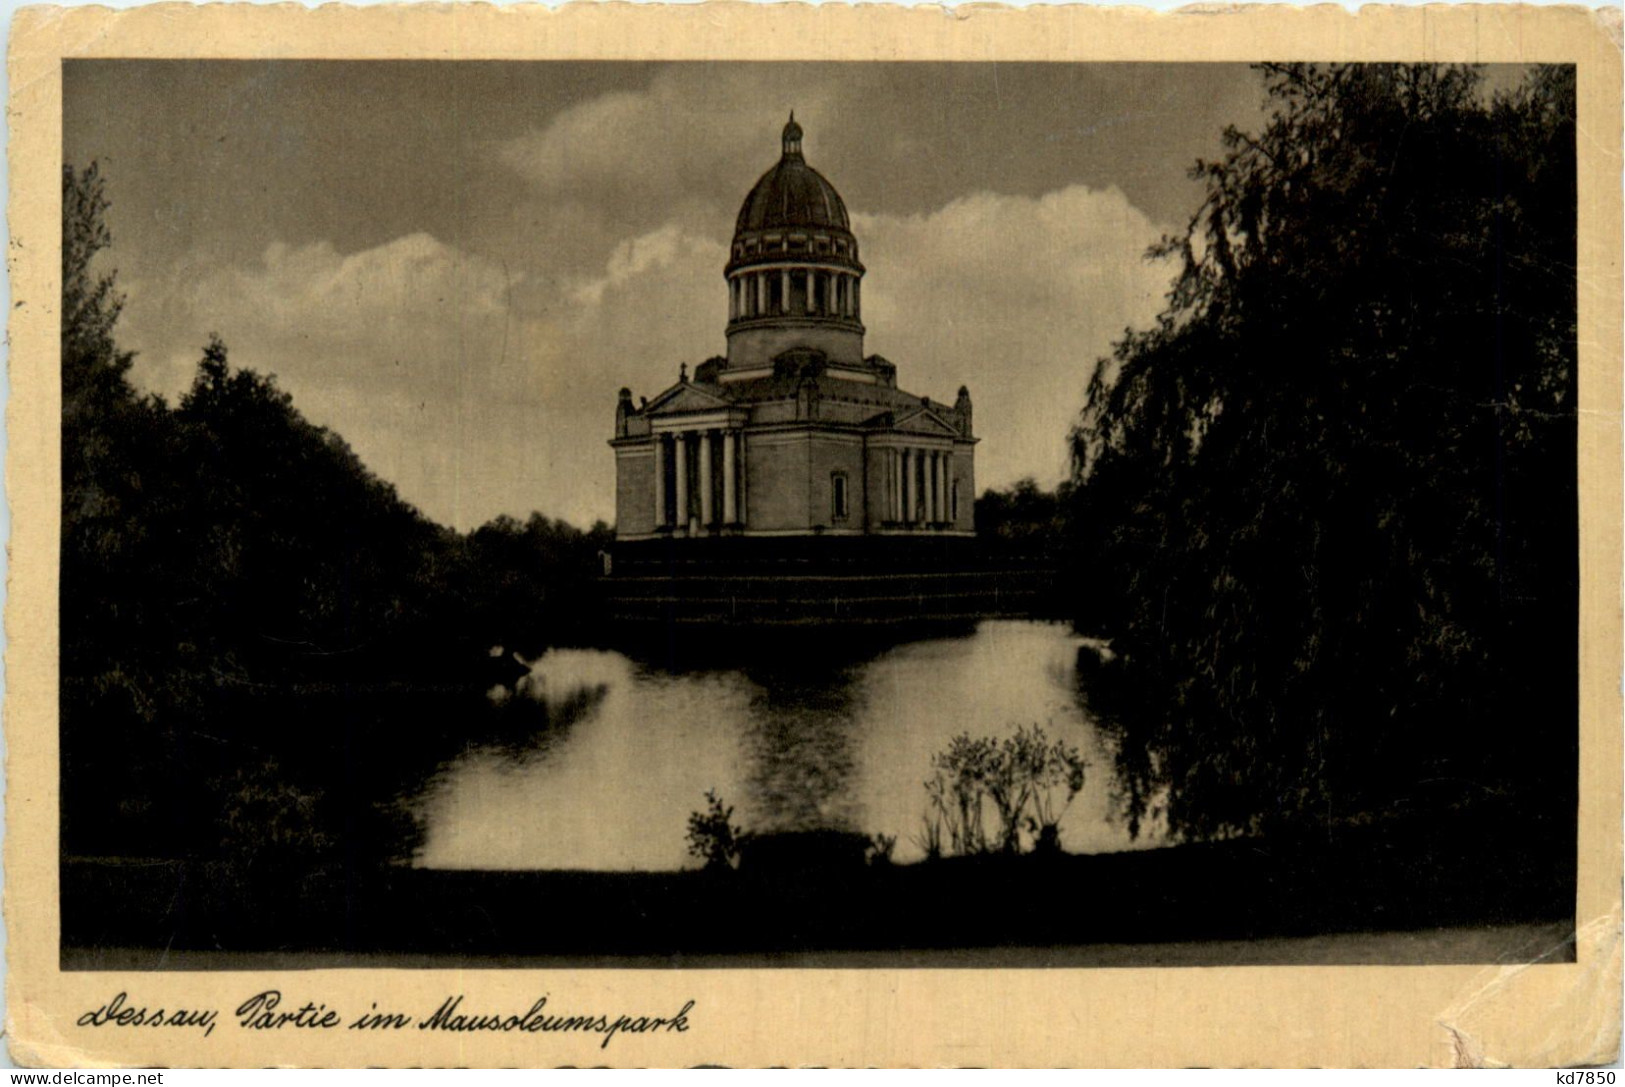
[646,382,731,416]
[890,407,961,437]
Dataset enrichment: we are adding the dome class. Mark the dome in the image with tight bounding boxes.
[734,114,851,236]
[724,114,867,370]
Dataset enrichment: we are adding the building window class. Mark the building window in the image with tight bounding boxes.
[831,472,849,522]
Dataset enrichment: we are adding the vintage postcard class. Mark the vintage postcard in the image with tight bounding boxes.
[5,1,1622,1068]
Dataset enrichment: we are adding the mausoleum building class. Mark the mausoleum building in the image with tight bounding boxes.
[610,115,976,544]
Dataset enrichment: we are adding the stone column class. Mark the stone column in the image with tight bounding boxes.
[723,429,737,525]
[926,451,938,523]
[757,273,767,316]
[698,430,714,528]
[917,449,927,524]
[806,272,817,314]
[738,432,748,526]
[673,433,689,535]
[943,452,953,524]
[924,450,931,523]
[902,448,914,526]
[652,436,666,527]
[884,449,892,521]
[918,450,928,523]
[897,450,906,522]
[897,448,910,519]
[929,451,939,524]
[930,450,940,522]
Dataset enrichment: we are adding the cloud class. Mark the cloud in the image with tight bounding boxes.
[499,67,847,212]
[569,224,715,307]
[492,66,871,276]
[118,233,545,529]
[496,66,1179,496]
[859,185,1176,491]
[117,225,728,532]
[116,183,1173,532]
[126,232,520,398]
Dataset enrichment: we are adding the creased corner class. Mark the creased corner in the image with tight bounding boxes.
[1594,5,1623,51]
[1438,906,1623,1068]
[8,993,125,1070]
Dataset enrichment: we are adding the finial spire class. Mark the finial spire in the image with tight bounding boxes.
[782,111,803,157]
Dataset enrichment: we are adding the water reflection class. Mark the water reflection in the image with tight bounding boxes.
[739,663,864,834]
[412,620,1164,871]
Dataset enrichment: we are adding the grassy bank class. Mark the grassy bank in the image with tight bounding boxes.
[63,799,1572,968]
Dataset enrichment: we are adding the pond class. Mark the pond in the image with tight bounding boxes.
[412,619,1164,871]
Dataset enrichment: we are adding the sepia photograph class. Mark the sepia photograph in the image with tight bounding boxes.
[55,56,1582,970]
[6,3,1619,1066]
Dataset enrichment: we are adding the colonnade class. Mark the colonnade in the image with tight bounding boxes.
[652,429,745,533]
[885,447,956,527]
[729,267,861,321]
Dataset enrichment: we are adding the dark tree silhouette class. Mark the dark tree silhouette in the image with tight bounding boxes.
[59,163,610,870]
[976,478,1070,561]
[1068,65,1578,842]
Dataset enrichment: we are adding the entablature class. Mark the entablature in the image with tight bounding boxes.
[648,408,752,433]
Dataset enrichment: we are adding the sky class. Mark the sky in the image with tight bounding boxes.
[65,61,1272,530]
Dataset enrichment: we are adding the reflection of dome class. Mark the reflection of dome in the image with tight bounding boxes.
[734,113,850,235]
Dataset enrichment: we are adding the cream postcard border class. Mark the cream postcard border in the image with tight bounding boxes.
[6,3,1622,1068]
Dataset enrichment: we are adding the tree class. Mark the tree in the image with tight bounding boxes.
[1068,65,1577,841]
[58,162,610,867]
[976,478,1070,561]
[59,165,198,853]
[62,164,137,419]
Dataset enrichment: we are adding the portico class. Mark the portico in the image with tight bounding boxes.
[648,415,750,535]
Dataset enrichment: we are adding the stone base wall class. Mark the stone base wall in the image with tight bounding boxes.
[725,321,864,370]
